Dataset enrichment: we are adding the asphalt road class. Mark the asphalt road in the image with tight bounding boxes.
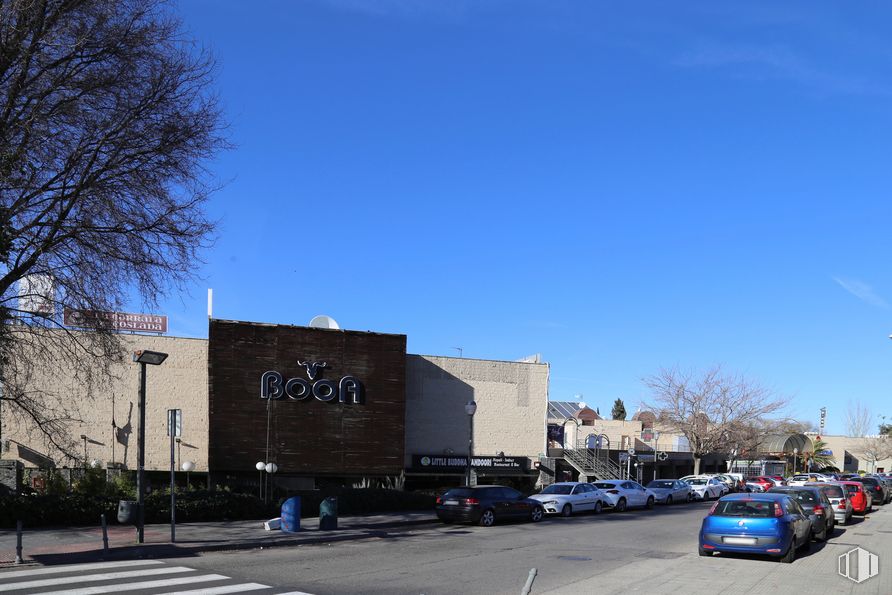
[161,500,725,594]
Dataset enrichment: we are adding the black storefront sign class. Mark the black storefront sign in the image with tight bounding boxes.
[410,455,530,475]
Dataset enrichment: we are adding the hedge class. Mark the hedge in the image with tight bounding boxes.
[0,488,435,529]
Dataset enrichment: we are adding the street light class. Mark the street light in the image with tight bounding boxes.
[255,461,265,500]
[793,447,799,475]
[182,461,195,488]
[80,434,88,466]
[465,401,477,486]
[265,462,278,503]
[133,349,168,544]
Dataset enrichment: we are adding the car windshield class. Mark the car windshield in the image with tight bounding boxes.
[593,482,617,490]
[820,485,844,498]
[687,479,708,486]
[844,484,861,494]
[442,488,474,498]
[648,481,674,489]
[540,485,573,495]
[789,490,817,504]
[712,500,774,517]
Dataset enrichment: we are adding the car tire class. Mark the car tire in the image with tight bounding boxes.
[779,541,796,564]
[594,500,603,514]
[646,496,654,509]
[814,525,827,542]
[698,547,712,557]
[561,504,572,517]
[616,498,627,512]
[687,493,693,502]
[531,506,544,523]
[666,496,673,505]
[479,509,496,527]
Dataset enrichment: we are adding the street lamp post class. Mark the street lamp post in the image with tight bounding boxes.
[793,448,799,475]
[255,461,265,500]
[133,349,168,544]
[264,463,278,503]
[80,434,88,466]
[465,401,477,486]
[182,461,195,489]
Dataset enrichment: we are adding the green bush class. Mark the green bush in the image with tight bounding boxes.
[0,486,434,528]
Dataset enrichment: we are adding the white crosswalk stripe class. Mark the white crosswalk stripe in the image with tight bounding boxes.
[0,559,315,595]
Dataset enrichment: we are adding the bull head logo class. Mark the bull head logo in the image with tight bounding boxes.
[298,360,327,380]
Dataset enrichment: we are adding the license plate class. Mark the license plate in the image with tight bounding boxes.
[443,500,459,506]
[723,537,756,545]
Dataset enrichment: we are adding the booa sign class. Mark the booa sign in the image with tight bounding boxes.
[261,360,363,404]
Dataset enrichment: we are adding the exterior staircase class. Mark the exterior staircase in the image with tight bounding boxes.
[563,441,624,481]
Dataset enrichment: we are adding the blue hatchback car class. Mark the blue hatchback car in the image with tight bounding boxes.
[699,493,812,563]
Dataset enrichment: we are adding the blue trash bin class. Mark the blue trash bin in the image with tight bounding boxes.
[280,496,301,533]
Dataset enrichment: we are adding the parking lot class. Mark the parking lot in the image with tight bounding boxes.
[157,495,892,595]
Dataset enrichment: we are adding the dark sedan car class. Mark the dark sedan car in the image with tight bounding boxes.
[768,485,835,541]
[854,477,887,506]
[436,485,545,527]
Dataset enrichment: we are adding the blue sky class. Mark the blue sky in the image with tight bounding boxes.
[162,0,892,435]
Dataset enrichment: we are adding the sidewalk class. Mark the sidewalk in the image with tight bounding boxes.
[541,505,892,595]
[0,511,438,567]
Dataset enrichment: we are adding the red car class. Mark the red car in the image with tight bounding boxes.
[749,476,780,491]
[839,481,872,515]
[768,475,787,485]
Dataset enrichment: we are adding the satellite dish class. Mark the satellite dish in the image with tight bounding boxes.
[308,315,340,330]
[578,401,587,410]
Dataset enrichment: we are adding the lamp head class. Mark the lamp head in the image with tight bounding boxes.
[182,461,196,472]
[255,461,265,471]
[133,350,168,365]
[465,400,477,416]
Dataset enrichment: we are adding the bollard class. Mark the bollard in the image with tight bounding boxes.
[520,568,537,595]
[15,521,23,564]
[101,513,109,557]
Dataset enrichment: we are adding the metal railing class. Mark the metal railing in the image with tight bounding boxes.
[563,442,624,481]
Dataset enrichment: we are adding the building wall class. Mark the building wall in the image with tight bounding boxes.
[405,355,548,463]
[815,435,892,473]
[3,333,209,472]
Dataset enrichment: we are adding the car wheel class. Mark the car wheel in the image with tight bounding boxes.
[646,496,654,509]
[479,509,496,527]
[666,496,673,505]
[779,541,796,564]
[687,493,693,502]
[616,498,627,512]
[531,506,544,523]
[594,500,603,514]
[698,546,712,557]
[561,504,572,517]
[814,526,827,542]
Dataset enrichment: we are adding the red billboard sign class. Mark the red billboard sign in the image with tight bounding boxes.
[63,308,168,333]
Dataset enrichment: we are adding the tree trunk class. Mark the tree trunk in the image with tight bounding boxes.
[693,455,702,475]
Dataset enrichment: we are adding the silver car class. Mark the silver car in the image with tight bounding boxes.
[646,479,693,504]
[814,482,853,525]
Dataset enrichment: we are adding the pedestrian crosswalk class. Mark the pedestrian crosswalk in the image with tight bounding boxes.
[0,559,315,594]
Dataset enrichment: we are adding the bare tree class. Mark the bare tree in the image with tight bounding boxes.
[845,400,873,438]
[0,0,226,458]
[859,435,892,473]
[644,366,786,475]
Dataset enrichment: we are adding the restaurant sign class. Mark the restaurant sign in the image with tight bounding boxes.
[261,360,363,404]
[63,308,168,333]
[410,454,530,475]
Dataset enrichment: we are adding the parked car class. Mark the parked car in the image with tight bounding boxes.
[435,485,545,526]
[838,480,872,515]
[685,476,727,500]
[592,480,657,511]
[748,476,782,491]
[812,482,852,525]
[767,485,835,541]
[866,474,892,503]
[699,493,813,563]
[646,479,693,504]
[767,475,787,485]
[529,482,608,516]
[786,473,831,486]
[745,482,766,492]
[853,477,887,506]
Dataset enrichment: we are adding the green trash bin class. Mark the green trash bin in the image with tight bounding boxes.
[319,496,338,530]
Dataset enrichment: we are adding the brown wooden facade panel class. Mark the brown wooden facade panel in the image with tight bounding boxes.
[208,319,407,475]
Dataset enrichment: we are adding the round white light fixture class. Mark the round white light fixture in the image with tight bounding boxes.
[465,401,477,416]
[89,459,102,469]
[182,461,196,472]
[255,461,265,471]
[265,462,278,474]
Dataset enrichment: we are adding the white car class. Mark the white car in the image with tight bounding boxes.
[787,473,831,486]
[592,480,657,512]
[529,482,609,516]
[684,476,727,500]
[745,482,766,492]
